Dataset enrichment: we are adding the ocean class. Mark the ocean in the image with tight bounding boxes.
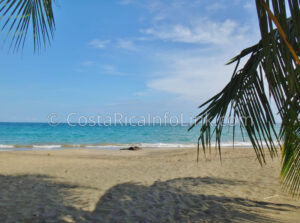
[0,122,280,151]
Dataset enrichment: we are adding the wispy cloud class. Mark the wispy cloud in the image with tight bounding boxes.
[147,49,234,102]
[134,0,260,102]
[205,2,226,12]
[119,0,134,5]
[78,61,123,76]
[243,1,255,9]
[91,0,260,102]
[100,65,122,75]
[142,19,239,45]
[134,91,147,96]
[117,39,138,51]
[88,38,139,51]
[88,39,110,49]
[81,61,95,66]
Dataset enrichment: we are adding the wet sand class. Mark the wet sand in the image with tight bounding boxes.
[0,147,299,222]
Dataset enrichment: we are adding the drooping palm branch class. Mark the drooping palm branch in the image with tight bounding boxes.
[0,0,55,52]
[190,0,300,197]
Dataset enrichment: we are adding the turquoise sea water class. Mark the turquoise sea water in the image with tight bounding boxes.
[0,123,280,151]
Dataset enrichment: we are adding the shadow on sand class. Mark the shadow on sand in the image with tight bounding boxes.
[0,175,298,223]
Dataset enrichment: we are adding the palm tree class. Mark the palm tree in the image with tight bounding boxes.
[0,0,299,196]
[0,0,55,52]
[189,0,300,197]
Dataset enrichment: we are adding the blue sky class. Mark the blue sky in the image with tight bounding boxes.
[0,0,260,122]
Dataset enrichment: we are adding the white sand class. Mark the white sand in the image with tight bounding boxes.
[0,147,299,222]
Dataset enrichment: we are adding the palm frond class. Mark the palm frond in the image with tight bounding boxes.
[0,0,55,52]
[190,1,300,197]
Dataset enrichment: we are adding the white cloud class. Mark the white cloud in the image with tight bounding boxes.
[100,65,122,75]
[244,1,255,9]
[147,49,235,102]
[133,1,260,102]
[119,0,134,5]
[78,61,123,76]
[142,19,240,45]
[88,39,110,49]
[205,2,226,12]
[98,0,259,104]
[146,25,260,102]
[88,38,139,51]
[117,39,138,51]
[81,61,95,66]
[134,91,147,96]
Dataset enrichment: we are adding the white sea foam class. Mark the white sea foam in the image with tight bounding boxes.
[215,142,253,147]
[0,144,14,148]
[201,141,280,148]
[0,141,277,152]
[32,145,62,149]
[32,142,258,149]
[85,145,125,149]
[82,143,196,149]
[140,142,255,148]
[140,143,196,148]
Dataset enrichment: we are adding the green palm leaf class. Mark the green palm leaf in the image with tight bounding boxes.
[0,0,55,52]
[190,0,300,197]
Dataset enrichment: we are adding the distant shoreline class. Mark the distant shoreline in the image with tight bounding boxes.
[0,142,263,152]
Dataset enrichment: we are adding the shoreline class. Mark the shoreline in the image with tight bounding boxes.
[0,142,261,152]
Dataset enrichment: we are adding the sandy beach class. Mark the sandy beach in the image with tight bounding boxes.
[0,147,299,222]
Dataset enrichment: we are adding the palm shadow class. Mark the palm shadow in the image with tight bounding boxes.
[88,177,299,223]
[0,175,299,223]
[0,174,87,223]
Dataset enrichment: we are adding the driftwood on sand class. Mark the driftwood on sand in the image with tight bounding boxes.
[120,146,142,151]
